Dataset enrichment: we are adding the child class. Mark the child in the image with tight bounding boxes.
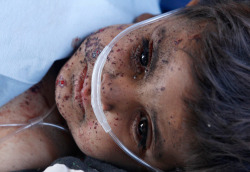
[1,0,249,171]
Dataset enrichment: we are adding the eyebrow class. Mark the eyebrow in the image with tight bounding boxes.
[151,109,163,160]
[145,27,166,80]
[146,47,159,80]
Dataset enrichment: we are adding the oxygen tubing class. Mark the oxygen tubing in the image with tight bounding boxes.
[0,104,68,144]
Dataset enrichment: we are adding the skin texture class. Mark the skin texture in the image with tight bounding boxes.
[55,15,197,171]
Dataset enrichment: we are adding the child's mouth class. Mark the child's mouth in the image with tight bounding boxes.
[73,63,88,117]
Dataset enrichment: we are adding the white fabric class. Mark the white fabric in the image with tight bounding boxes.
[44,164,84,172]
[0,0,160,107]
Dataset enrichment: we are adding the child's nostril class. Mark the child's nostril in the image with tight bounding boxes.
[102,104,113,111]
[87,88,91,95]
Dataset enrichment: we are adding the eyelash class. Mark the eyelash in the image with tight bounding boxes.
[133,111,150,151]
[137,113,148,150]
[132,38,153,75]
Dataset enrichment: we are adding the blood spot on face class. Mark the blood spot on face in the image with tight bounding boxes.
[25,100,29,105]
[64,95,69,101]
[162,59,169,64]
[161,87,165,91]
[56,75,67,88]
[92,48,102,58]
[97,28,106,33]
[117,25,127,30]
[174,39,183,45]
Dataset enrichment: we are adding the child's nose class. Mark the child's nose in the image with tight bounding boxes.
[100,72,136,112]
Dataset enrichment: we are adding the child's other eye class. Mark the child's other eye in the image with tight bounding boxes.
[137,115,148,150]
[132,111,152,153]
[140,39,150,66]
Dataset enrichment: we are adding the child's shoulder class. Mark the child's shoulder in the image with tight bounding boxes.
[0,61,75,171]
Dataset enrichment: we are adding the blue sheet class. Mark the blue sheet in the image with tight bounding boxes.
[0,0,160,107]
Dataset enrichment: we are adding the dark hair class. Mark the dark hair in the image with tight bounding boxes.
[178,0,250,171]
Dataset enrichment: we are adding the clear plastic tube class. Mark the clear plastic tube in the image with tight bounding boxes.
[0,121,34,144]
[91,10,179,172]
[0,122,67,131]
[0,123,25,127]
[0,104,67,144]
[40,122,68,131]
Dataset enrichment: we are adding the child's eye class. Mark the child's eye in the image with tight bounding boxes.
[131,38,153,75]
[140,53,148,66]
[140,40,150,66]
[137,116,148,150]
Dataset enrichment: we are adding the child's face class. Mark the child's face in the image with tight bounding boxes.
[55,16,195,170]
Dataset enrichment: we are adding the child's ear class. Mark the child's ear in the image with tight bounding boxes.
[134,0,200,23]
[187,0,200,6]
[133,13,155,23]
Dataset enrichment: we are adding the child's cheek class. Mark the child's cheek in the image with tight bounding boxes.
[73,118,108,157]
